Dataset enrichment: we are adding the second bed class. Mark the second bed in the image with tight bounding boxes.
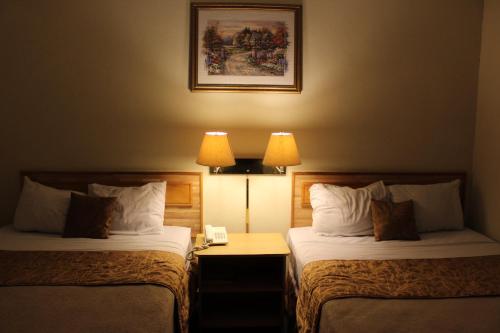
[289,172,500,333]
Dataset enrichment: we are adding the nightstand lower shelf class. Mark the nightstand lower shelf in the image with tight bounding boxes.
[199,291,283,328]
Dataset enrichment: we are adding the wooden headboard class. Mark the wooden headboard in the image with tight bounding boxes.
[291,172,466,228]
[22,171,203,236]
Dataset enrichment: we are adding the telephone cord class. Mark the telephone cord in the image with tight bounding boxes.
[186,242,210,262]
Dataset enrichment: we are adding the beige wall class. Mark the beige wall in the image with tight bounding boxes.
[0,0,483,235]
[472,0,500,241]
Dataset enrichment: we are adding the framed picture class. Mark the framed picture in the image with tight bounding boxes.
[190,3,302,92]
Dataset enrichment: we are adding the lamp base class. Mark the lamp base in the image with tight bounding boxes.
[209,158,286,175]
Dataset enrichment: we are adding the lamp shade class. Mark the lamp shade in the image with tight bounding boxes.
[263,132,301,166]
[196,132,236,167]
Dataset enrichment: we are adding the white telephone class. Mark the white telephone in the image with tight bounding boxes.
[204,225,228,245]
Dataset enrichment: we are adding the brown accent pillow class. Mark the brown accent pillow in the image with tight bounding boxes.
[63,193,117,239]
[370,199,420,241]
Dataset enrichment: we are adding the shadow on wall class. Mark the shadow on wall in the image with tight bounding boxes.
[471,180,499,241]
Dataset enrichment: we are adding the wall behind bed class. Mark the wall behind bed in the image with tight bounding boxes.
[0,0,484,235]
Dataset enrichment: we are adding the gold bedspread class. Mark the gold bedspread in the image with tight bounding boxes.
[297,255,500,333]
[0,250,189,333]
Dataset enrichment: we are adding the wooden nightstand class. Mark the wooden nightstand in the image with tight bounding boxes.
[194,233,290,333]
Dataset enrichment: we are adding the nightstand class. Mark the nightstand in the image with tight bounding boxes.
[194,233,290,333]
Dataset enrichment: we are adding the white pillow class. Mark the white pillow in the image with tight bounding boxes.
[388,180,463,232]
[310,181,388,236]
[13,177,74,234]
[88,182,166,235]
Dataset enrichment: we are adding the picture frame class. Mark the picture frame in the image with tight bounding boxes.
[189,3,302,92]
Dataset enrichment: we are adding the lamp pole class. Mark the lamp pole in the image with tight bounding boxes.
[245,173,250,233]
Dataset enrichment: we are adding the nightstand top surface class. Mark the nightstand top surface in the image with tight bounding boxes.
[194,233,290,256]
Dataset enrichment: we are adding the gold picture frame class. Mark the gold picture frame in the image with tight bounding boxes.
[189,3,302,92]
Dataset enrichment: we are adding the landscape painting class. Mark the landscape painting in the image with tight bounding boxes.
[190,3,302,92]
[203,20,289,76]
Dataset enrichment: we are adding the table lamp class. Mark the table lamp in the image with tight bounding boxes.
[263,132,301,174]
[196,132,235,174]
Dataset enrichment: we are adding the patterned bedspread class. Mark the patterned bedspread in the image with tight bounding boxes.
[0,250,189,333]
[297,255,500,333]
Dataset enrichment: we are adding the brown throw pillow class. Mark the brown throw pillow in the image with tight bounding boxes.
[63,193,116,239]
[370,199,420,241]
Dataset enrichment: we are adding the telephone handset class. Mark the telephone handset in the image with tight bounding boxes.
[204,225,228,245]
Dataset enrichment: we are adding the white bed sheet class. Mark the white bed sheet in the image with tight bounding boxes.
[0,225,192,259]
[288,227,500,284]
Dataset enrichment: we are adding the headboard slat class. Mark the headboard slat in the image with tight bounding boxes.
[292,172,466,228]
[21,171,203,236]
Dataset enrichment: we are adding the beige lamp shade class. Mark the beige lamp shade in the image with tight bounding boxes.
[196,132,236,167]
[263,132,301,166]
